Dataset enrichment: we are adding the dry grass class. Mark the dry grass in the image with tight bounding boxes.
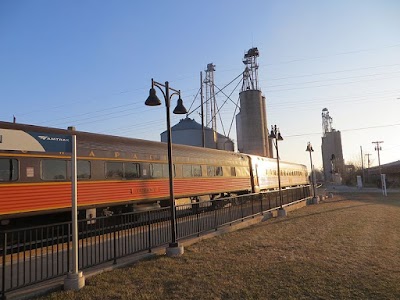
[39,193,400,299]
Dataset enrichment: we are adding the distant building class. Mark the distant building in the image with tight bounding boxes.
[160,117,234,151]
[367,160,400,187]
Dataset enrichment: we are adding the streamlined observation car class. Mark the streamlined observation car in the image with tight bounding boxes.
[249,155,308,193]
[0,121,252,224]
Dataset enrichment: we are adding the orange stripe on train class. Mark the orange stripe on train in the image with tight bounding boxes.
[0,178,251,215]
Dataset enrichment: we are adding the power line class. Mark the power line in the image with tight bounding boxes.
[286,123,400,138]
[262,43,400,67]
[268,88,400,107]
[265,63,400,81]
[215,43,400,73]
[264,73,400,93]
[263,70,400,89]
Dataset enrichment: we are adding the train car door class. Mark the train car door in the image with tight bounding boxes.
[248,156,260,193]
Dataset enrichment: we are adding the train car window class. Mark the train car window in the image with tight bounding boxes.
[67,160,91,180]
[106,162,123,179]
[78,161,91,179]
[182,165,192,178]
[41,159,67,180]
[215,166,223,176]
[150,163,173,178]
[0,158,18,182]
[207,166,215,177]
[231,167,236,177]
[125,163,140,179]
[193,165,202,177]
[150,163,163,178]
[182,164,202,177]
[236,166,246,177]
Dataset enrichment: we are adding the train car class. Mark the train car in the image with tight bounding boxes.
[249,155,308,192]
[0,121,252,225]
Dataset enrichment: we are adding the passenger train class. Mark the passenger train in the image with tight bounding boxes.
[0,121,308,225]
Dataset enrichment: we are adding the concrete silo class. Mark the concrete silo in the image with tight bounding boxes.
[321,108,345,182]
[236,47,271,157]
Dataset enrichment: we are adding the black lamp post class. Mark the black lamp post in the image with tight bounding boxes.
[306,142,317,201]
[269,125,284,209]
[145,78,187,255]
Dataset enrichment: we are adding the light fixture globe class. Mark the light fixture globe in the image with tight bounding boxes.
[268,131,276,140]
[145,88,162,106]
[173,97,187,114]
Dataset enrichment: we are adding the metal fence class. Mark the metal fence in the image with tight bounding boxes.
[0,186,310,298]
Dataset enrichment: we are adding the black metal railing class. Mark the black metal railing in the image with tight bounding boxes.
[0,186,310,298]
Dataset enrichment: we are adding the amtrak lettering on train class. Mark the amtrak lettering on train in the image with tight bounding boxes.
[0,128,72,153]
[0,121,309,225]
[28,132,72,152]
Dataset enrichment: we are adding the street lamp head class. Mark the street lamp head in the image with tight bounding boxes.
[277,132,283,141]
[173,97,188,114]
[269,125,283,140]
[269,125,276,139]
[145,88,162,106]
[306,142,314,152]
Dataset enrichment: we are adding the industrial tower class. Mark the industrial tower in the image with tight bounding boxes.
[203,63,218,147]
[236,47,271,157]
[321,108,345,182]
[242,47,259,91]
[162,62,235,151]
[322,108,333,135]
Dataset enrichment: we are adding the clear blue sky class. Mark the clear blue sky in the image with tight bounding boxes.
[1,0,399,170]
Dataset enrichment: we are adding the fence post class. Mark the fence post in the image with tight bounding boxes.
[214,205,218,231]
[196,207,200,237]
[147,211,152,252]
[268,193,271,210]
[113,216,117,265]
[241,197,244,221]
[229,198,233,225]
[67,223,71,272]
[1,232,6,299]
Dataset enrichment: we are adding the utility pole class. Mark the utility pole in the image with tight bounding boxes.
[360,146,364,184]
[365,153,371,183]
[365,153,372,168]
[372,141,386,196]
[372,141,383,175]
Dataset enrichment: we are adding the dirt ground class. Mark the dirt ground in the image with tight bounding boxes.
[39,192,400,299]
